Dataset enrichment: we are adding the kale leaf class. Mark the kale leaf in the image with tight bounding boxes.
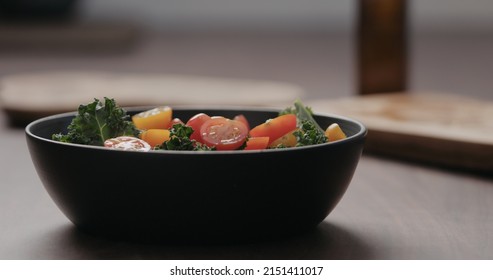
[52,97,139,146]
[280,99,327,146]
[156,123,215,151]
[294,120,328,146]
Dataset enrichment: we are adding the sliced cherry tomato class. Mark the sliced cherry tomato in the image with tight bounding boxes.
[269,130,298,148]
[244,136,270,150]
[200,117,248,150]
[139,129,170,147]
[186,113,211,142]
[132,106,172,130]
[249,114,297,145]
[233,114,250,131]
[104,136,151,152]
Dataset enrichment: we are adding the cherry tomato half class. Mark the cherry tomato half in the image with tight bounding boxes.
[186,113,211,142]
[249,114,297,145]
[104,136,151,152]
[233,114,250,131]
[200,117,248,150]
[132,106,172,130]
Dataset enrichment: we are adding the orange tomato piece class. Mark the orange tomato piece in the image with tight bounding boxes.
[269,130,297,148]
[132,106,172,130]
[249,114,297,145]
[325,123,347,142]
[244,136,270,150]
[139,129,171,148]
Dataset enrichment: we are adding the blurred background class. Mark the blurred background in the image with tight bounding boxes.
[0,0,491,106]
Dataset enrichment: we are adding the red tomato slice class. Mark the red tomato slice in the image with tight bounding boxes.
[200,117,248,150]
[244,136,269,150]
[233,114,250,131]
[249,114,297,145]
[186,113,211,142]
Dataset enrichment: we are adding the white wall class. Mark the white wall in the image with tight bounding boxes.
[79,0,493,33]
[412,0,493,33]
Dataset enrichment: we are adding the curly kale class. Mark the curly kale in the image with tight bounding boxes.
[156,123,215,151]
[294,120,328,146]
[52,97,139,146]
[279,99,327,147]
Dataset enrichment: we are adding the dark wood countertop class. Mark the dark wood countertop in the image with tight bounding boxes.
[1,108,492,259]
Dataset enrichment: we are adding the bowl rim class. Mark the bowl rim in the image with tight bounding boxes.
[25,105,367,155]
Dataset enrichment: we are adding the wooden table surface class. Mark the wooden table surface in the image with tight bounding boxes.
[1,109,492,260]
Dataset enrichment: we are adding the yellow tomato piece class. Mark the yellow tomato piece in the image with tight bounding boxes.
[269,130,298,148]
[325,123,347,142]
[139,129,171,148]
[132,106,172,130]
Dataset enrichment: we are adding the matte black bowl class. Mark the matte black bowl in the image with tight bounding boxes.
[26,107,366,244]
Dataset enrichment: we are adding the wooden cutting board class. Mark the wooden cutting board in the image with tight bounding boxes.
[307,92,493,173]
[0,71,305,126]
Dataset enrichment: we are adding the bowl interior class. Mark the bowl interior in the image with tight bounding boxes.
[27,106,366,146]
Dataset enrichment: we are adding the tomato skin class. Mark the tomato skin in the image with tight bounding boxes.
[139,129,170,148]
[233,114,250,131]
[186,113,211,142]
[132,106,172,130]
[200,117,248,150]
[249,114,297,145]
[244,136,270,150]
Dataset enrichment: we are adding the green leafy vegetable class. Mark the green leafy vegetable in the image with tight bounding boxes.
[52,97,139,146]
[157,123,215,151]
[294,120,327,146]
[280,99,327,146]
[293,99,324,132]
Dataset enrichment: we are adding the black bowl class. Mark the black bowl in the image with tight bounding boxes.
[25,107,366,244]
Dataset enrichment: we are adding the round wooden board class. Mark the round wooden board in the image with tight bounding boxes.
[0,71,305,126]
